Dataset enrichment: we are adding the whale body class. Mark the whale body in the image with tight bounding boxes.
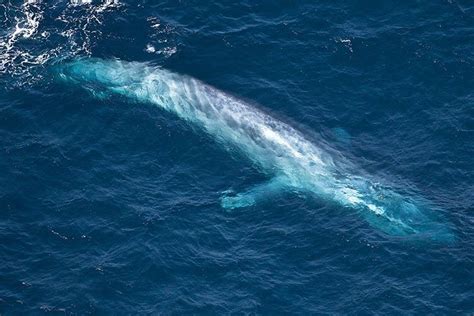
[55,58,454,241]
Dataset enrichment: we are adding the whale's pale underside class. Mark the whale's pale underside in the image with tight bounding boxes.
[54,58,454,242]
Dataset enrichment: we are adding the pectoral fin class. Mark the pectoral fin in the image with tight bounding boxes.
[220,176,288,210]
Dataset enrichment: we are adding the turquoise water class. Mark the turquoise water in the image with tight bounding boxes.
[1,0,473,314]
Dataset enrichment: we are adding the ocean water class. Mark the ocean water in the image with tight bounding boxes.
[1,0,473,314]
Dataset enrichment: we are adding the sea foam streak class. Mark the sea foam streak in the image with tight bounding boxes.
[55,58,454,241]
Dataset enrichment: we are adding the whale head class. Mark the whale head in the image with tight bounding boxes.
[55,58,147,84]
[53,58,162,101]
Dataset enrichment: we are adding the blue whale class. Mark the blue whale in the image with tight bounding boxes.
[54,58,454,242]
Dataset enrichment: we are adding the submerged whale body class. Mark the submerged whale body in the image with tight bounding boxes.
[55,58,454,242]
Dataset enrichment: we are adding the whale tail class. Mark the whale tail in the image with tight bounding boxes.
[335,178,455,242]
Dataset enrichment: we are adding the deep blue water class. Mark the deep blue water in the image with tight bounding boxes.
[1,0,473,314]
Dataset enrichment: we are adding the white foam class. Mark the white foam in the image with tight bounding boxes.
[145,44,156,53]
[157,47,177,57]
[0,0,123,82]
[146,16,177,59]
[0,0,43,74]
[70,0,93,6]
[339,38,353,53]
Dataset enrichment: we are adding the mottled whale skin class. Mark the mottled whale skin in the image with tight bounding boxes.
[55,58,454,242]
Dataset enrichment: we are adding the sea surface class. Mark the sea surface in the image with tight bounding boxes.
[1,0,473,314]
